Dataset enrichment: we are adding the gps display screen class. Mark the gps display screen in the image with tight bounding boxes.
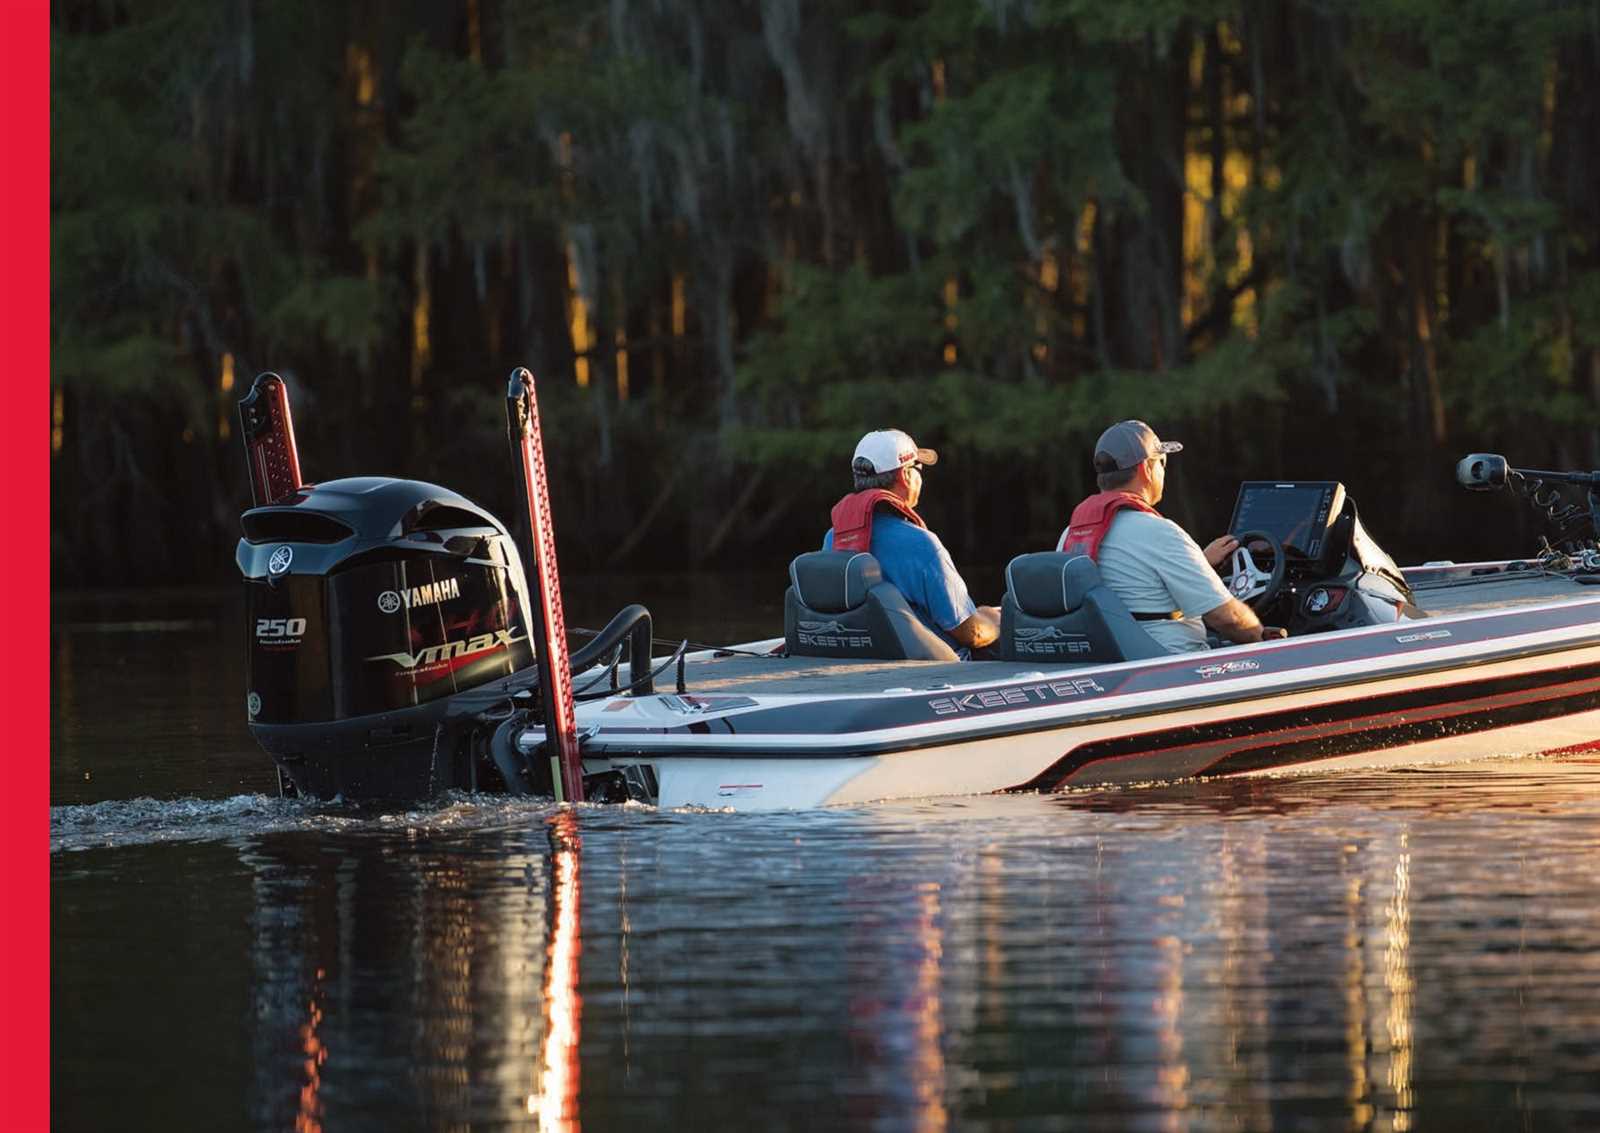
[1228,482,1341,560]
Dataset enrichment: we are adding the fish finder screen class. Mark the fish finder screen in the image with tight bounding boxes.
[1228,483,1340,560]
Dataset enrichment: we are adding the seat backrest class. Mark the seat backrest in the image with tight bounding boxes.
[1000,552,1167,663]
[785,551,959,661]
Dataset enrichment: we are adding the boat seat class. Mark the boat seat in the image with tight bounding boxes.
[784,551,959,662]
[1000,552,1167,664]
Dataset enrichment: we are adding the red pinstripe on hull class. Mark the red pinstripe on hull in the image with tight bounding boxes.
[1539,737,1600,756]
[1047,669,1600,788]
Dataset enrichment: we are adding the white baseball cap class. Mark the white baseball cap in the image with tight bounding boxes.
[852,429,939,474]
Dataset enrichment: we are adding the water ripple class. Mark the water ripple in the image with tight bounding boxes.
[47,792,578,854]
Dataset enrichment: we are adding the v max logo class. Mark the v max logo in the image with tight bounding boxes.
[367,628,526,671]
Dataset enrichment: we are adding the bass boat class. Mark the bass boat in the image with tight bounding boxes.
[235,371,1600,809]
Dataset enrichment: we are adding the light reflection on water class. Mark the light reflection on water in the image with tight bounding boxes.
[51,762,1600,1131]
[533,811,583,1133]
[50,591,1600,1131]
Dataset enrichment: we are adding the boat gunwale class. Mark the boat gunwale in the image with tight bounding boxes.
[576,636,1600,761]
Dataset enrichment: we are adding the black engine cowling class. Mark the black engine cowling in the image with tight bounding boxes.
[238,477,535,798]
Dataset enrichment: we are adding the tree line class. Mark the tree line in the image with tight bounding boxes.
[51,0,1600,587]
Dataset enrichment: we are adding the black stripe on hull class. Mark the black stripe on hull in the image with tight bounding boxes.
[1017,662,1600,792]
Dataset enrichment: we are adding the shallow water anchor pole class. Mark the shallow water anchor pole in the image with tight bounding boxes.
[506,367,584,803]
[237,373,304,506]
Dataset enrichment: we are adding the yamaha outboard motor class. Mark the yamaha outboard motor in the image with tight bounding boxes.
[236,375,535,798]
[239,478,535,798]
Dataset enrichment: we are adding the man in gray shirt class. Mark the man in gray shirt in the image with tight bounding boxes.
[1057,420,1285,653]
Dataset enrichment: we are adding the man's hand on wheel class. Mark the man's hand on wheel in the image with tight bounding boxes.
[1203,535,1239,569]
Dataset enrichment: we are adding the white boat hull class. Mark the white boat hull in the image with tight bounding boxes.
[591,628,1600,809]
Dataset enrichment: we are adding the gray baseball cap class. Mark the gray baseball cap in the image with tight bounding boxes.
[1093,420,1183,471]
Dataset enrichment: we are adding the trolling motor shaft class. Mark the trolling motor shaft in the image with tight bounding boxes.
[1458,453,1600,491]
[1457,452,1600,547]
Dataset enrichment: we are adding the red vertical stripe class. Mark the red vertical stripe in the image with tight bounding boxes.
[4,1,51,1128]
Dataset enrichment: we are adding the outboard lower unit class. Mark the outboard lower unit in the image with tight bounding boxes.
[239,476,537,798]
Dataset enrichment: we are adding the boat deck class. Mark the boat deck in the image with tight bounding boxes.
[664,568,1598,698]
[1407,565,1597,614]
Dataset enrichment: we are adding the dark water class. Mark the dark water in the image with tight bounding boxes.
[52,588,1600,1131]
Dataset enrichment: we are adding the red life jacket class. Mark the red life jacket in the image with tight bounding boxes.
[829,489,927,552]
[1055,491,1159,560]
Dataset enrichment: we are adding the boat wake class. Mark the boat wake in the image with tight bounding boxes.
[49,792,569,855]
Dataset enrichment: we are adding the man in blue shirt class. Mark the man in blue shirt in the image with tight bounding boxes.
[822,429,1000,654]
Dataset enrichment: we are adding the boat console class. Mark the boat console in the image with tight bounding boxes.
[1224,481,1419,635]
[1228,481,1344,566]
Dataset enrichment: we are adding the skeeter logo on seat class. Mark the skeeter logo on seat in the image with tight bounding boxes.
[797,619,873,649]
[1013,626,1092,656]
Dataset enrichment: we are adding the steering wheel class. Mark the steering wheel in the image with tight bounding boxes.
[1223,529,1287,609]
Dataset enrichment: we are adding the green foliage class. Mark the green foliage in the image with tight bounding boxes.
[264,276,389,360]
[48,0,1600,585]
[894,62,1126,245]
[366,42,568,248]
[53,333,191,401]
[1448,270,1600,432]
[740,262,945,395]
[1354,0,1578,162]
